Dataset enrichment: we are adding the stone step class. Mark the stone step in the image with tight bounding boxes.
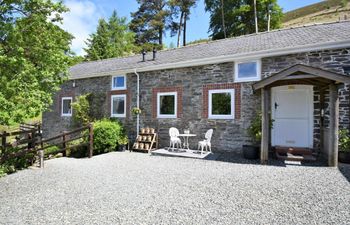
[275,146,315,156]
[275,148,317,162]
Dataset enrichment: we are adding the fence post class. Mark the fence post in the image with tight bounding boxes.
[1,131,6,150]
[27,132,33,151]
[1,131,7,160]
[39,149,44,168]
[62,131,67,157]
[88,123,93,158]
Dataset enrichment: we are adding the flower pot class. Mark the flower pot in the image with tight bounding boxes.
[339,151,350,164]
[118,145,126,152]
[243,145,260,160]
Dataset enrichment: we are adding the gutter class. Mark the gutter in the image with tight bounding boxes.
[134,69,140,137]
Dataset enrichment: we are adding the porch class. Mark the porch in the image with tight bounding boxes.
[253,64,350,166]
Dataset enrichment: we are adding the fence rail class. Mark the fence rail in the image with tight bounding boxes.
[0,123,94,168]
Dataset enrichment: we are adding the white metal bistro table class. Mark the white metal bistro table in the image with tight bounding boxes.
[178,134,196,150]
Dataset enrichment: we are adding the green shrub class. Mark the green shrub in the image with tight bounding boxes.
[71,94,93,126]
[66,138,87,158]
[0,165,7,178]
[44,145,60,155]
[339,129,350,152]
[0,147,36,176]
[88,119,124,155]
[247,112,274,144]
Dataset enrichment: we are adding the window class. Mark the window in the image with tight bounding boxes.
[112,75,126,90]
[157,92,177,118]
[111,94,126,117]
[208,89,235,119]
[61,97,72,117]
[235,60,261,82]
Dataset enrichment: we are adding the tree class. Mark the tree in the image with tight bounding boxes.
[169,0,197,47]
[84,10,136,61]
[205,0,283,40]
[0,0,73,125]
[130,0,169,49]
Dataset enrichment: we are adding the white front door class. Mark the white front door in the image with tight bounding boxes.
[271,85,313,148]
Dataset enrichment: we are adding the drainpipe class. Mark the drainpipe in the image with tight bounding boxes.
[134,69,140,137]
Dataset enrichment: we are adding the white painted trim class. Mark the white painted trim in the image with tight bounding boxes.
[111,94,126,118]
[208,89,235,120]
[111,75,127,90]
[69,40,350,80]
[61,97,72,117]
[271,85,314,148]
[234,59,261,83]
[157,92,177,119]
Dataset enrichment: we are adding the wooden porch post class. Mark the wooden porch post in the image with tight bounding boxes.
[328,83,339,167]
[261,87,270,164]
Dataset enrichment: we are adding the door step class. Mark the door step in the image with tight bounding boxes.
[275,146,317,162]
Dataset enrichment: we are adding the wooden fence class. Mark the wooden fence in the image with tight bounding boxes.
[0,123,93,168]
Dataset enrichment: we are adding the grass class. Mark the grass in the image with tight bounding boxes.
[0,114,42,132]
[283,0,350,28]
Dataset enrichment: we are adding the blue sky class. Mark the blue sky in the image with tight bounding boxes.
[61,0,323,55]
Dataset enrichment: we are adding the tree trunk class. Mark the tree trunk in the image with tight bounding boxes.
[183,12,187,46]
[177,11,184,48]
[254,0,258,33]
[267,2,271,32]
[221,0,226,38]
[159,27,163,46]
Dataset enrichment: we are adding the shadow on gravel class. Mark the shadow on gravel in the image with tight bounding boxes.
[339,164,350,183]
[212,151,329,168]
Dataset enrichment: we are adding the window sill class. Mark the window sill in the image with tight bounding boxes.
[111,87,127,91]
[234,77,261,83]
[157,115,177,119]
[208,116,234,120]
[111,115,126,118]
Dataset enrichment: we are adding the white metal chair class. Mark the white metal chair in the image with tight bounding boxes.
[169,127,181,151]
[198,129,213,154]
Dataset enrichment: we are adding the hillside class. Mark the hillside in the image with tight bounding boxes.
[283,0,350,28]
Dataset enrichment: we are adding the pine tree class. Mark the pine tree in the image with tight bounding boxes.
[205,0,283,40]
[84,11,136,61]
[130,0,170,49]
[169,0,197,47]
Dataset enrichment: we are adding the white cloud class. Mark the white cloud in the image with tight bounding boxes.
[60,0,105,56]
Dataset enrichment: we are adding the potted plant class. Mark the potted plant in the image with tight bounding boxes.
[118,135,129,151]
[132,107,142,116]
[338,129,350,164]
[243,112,273,160]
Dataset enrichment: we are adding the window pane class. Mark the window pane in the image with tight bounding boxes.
[113,76,125,88]
[160,95,175,115]
[211,93,231,115]
[238,62,257,78]
[112,97,125,115]
[62,99,71,114]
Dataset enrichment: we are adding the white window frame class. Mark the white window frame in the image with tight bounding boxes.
[61,97,72,117]
[208,89,235,120]
[111,75,127,90]
[111,94,126,118]
[234,59,261,82]
[157,92,177,119]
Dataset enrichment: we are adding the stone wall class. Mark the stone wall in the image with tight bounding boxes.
[42,48,350,152]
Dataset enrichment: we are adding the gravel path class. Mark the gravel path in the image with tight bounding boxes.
[0,152,350,225]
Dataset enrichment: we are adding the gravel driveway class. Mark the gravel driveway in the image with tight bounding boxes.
[0,152,350,225]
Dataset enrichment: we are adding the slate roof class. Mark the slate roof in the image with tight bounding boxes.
[70,21,350,79]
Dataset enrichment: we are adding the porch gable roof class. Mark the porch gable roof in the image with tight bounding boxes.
[253,64,350,90]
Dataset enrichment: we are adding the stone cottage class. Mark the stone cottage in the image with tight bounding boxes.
[43,21,350,166]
